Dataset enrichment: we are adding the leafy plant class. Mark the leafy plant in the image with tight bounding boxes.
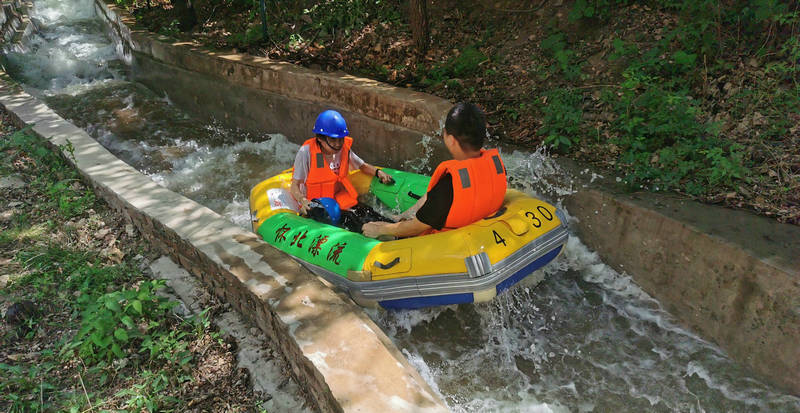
[0,363,58,412]
[67,280,178,363]
[602,67,747,195]
[539,88,584,152]
[569,0,629,21]
[115,370,181,412]
[423,46,488,86]
[540,33,583,80]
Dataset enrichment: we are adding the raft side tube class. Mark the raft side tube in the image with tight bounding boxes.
[295,223,568,309]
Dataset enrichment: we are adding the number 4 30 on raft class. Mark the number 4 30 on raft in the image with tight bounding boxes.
[492,206,554,246]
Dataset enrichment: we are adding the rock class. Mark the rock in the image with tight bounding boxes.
[5,300,36,325]
[0,175,26,189]
[94,228,111,239]
[125,224,137,237]
[752,112,767,126]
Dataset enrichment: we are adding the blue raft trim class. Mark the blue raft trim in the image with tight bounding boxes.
[379,293,474,310]
[496,245,563,294]
[378,244,564,310]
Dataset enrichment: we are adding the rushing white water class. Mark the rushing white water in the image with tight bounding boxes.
[4,1,800,411]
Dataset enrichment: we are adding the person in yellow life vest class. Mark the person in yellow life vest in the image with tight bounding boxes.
[290,109,394,232]
[362,102,507,238]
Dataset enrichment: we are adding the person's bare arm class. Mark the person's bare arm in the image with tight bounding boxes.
[289,179,311,214]
[359,163,394,184]
[362,218,431,238]
[394,193,427,221]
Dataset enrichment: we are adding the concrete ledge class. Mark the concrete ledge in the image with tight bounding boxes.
[0,80,449,413]
[564,188,800,395]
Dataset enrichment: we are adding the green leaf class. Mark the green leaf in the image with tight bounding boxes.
[90,332,105,348]
[121,315,135,329]
[114,328,129,342]
[111,343,125,358]
[104,299,122,313]
[131,300,143,314]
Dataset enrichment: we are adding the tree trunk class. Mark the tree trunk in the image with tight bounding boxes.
[409,0,429,54]
[172,0,197,32]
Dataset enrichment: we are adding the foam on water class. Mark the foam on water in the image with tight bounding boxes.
[4,0,121,95]
[374,216,800,411]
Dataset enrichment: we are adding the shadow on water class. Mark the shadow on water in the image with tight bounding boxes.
[4,1,800,411]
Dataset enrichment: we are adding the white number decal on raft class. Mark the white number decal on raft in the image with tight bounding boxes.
[267,188,300,212]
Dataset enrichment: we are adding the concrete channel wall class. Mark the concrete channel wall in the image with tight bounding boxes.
[564,187,800,395]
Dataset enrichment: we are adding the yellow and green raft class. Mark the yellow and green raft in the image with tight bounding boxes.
[249,167,568,309]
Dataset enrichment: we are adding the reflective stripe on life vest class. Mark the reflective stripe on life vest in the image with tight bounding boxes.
[302,137,359,210]
[426,148,507,232]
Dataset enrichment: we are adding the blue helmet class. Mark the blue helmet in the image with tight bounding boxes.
[309,197,341,226]
[313,110,349,139]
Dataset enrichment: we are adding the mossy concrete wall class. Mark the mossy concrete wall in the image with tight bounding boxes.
[0,78,450,413]
[564,184,800,395]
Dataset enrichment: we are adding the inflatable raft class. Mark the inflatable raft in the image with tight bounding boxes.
[249,167,568,309]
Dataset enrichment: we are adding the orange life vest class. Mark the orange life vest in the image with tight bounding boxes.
[425,148,507,233]
[302,137,359,210]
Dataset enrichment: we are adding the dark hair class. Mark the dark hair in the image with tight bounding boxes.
[444,102,486,152]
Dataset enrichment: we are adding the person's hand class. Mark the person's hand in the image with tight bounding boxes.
[298,198,311,215]
[362,221,391,238]
[376,169,394,185]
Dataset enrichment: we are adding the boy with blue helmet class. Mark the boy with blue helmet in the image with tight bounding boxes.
[289,109,393,232]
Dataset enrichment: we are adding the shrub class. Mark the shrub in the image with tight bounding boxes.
[539,88,584,152]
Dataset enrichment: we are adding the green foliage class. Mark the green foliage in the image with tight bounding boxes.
[0,129,97,219]
[539,88,584,152]
[15,246,122,301]
[115,370,182,412]
[303,0,398,38]
[569,0,629,21]
[422,46,488,86]
[158,19,181,37]
[229,24,266,47]
[602,68,746,195]
[67,280,179,363]
[540,33,583,80]
[0,362,58,412]
[255,0,402,50]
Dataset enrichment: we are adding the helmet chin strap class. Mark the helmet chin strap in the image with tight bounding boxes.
[318,137,342,152]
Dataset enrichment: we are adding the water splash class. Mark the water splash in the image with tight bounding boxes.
[401,134,438,174]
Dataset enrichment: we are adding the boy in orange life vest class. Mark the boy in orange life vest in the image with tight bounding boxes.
[362,102,507,238]
[289,110,394,228]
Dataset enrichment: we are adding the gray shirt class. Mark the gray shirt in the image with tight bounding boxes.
[292,144,365,195]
